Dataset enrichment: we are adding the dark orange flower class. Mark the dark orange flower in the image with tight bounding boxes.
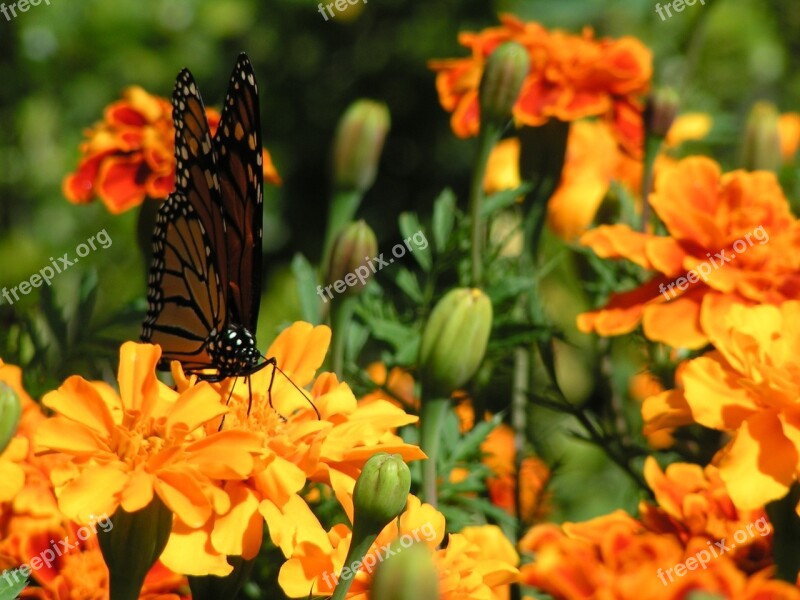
[63,86,281,214]
[429,14,651,154]
[577,156,800,349]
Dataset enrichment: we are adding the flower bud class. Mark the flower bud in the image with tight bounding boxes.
[741,101,782,172]
[0,383,21,455]
[325,220,378,296]
[332,99,391,192]
[419,288,493,397]
[353,453,411,534]
[371,541,439,600]
[98,496,173,599]
[479,42,530,129]
[645,87,680,139]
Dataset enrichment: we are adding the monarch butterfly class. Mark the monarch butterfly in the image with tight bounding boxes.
[141,54,272,391]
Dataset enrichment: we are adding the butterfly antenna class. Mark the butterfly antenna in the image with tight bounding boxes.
[260,354,321,420]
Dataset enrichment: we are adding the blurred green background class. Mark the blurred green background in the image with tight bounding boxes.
[0,0,798,522]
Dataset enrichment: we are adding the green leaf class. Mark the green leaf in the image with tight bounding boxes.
[480,183,532,217]
[0,570,27,600]
[398,212,432,272]
[431,188,457,253]
[291,253,322,325]
[393,268,424,304]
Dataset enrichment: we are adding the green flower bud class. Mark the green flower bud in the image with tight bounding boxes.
[371,541,439,600]
[99,495,172,600]
[645,87,680,139]
[325,220,378,296]
[479,42,530,129]
[0,383,21,455]
[332,99,391,192]
[418,288,493,397]
[741,101,782,172]
[353,453,411,534]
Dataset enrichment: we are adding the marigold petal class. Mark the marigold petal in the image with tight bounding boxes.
[160,526,232,577]
[57,464,129,522]
[211,482,262,559]
[266,323,331,387]
[718,410,798,510]
[35,417,110,456]
[120,469,156,514]
[41,376,116,437]
[154,471,212,528]
[117,342,162,417]
[641,291,706,349]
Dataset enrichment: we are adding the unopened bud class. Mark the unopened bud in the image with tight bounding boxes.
[741,101,782,172]
[371,541,439,600]
[479,42,530,129]
[353,453,411,534]
[326,220,378,295]
[418,288,493,396]
[645,87,680,139]
[332,100,391,192]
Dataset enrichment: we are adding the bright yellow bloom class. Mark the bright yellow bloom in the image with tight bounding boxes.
[162,323,426,576]
[34,341,263,530]
[643,300,800,512]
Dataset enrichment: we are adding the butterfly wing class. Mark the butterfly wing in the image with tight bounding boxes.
[141,194,226,372]
[141,68,228,371]
[213,54,264,333]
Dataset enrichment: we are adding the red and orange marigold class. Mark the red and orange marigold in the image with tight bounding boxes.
[429,14,651,154]
[63,86,281,214]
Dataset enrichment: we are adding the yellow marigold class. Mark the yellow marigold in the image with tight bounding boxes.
[63,86,281,214]
[429,14,652,153]
[628,372,674,449]
[643,300,800,512]
[34,341,263,531]
[161,323,426,576]
[577,156,800,349]
[278,494,518,599]
[360,362,418,412]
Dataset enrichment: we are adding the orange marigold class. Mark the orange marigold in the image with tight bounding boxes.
[429,14,651,154]
[642,300,800,513]
[577,156,800,349]
[63,86,281,214]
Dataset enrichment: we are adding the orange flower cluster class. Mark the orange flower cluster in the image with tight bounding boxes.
[429,14,652,154]
[578,156,800,349]
[643,301,800,514]
[0,361,189,598]
[62,86,281,214]
[278,495,519,599]
[519,457,795,599]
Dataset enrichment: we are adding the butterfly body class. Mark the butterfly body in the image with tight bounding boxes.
[141,55,267,382]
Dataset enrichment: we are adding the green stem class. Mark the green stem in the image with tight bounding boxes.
[330,527,379,600]
[468,123,502,287]
[330,295,356,378]
[419,397,450,507]
[322,189,363,268]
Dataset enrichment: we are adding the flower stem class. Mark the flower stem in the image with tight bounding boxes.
[330,527,379,600]
[420,396,450,507]
[468,124,502,287]
[322,190,363,268]
[330,295,356,378]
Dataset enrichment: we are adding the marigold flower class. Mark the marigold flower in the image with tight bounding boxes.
[778,112,800,162]
[34,342,263,531]
[642,300,800,512]
[63,86,281,214]
[429,14,651,154]
[278,495,518,599]
[160,323,425,576]
[577,156,800,348]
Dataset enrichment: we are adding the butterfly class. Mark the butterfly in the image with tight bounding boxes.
[141,53,272,389]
